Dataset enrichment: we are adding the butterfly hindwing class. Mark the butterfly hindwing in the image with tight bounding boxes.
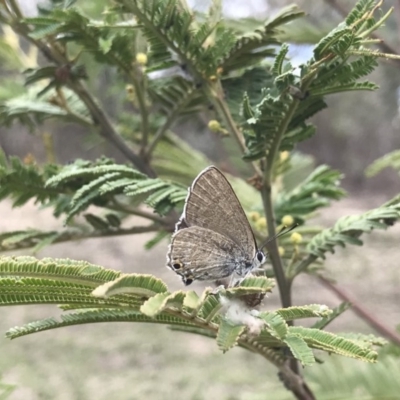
[167,226,253,285]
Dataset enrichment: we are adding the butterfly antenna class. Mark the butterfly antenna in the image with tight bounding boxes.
[260,224,298,251]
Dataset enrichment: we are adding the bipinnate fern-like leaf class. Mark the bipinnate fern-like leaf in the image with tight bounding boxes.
[337,333,387,348]
[0,256,121,285]
[275,165,345,222]
[221,6,304,72]
[284,335,315,366]
[92,274,168,298]
[182,290,201,310]
[198,294,223,323]
[0,229,61,253]
[6,309,195,340]
[312,302,351,330]
[0,277,131,308]
[272,43,289,76]
[261,312,288,340]
[239,1,389,162]
[149,78,204,118]
[217,318,245,353]
[0,254,383,366]
[44,158,187,221]
[304,354,400,399]
[365,150,400,177]
[345,0,375,26]
[307,202,400,259]
[273,304,332,321]
[289,327,378,362]
[0,85,90,127]
[45,162,146,188]
[140,291,186,317]
[0,148,61,207]
[222,276,275,298]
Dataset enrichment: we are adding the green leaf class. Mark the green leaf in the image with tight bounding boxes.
[46,162,145,188]
[365,150,400,177]
[289,327,378,362]
[92,274,168,298]
[312,302,351,330]
[6,308,195,339]
[314,26,352,60]
[0,277,126,308]
[0,256,121,286]
[274,304,332,321]
[223,276,275,298]
[216,318,245,352]
[183,290,200,311]
[284,334,315,366]
[221,5,304,72]
[275,165,345,220]
[140,291,186,317]
[198,293,222,322]
[261,312,288,340]
[307,204,400,259]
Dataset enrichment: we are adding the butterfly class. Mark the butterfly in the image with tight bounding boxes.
[166,166,294,286]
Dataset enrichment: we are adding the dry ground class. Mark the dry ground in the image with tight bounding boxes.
[0,197,399,399]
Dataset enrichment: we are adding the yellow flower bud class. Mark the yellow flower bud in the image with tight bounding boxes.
[290,232,302,244]
[135,52,148,65]
[280,151,290,161]
[255,217,267,231]
[282,215,294,226]
[23,153,36,165]
[278,246,285,256]
[125,84,134,94]
[208,120,222,132]
[248,211,260,222]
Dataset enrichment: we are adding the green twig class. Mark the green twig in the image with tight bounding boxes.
[261,99,300,309]
[107,201,168,226]
[207,82,262,176]
[0,225,160,254]
[128,68,150,153]
[145,90,195,157]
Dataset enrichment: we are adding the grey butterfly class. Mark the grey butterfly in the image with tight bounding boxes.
[166,166,266,286]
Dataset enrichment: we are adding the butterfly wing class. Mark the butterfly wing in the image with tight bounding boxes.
[167,226,253,285]
[178,166,257,255]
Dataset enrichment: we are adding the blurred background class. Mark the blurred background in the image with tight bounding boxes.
[0,0,400,399]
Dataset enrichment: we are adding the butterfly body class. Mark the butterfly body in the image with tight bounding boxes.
[167,166,265,286]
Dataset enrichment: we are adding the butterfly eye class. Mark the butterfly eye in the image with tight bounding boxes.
[172,260,183,270]
[256,251,264,262]
[182,275,194,285]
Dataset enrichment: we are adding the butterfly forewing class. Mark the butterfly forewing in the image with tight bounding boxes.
[182,166,256,254]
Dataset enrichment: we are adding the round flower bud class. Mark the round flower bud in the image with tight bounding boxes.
[280,151,289,161]
[290,232,302,244]
[255,217,267,231]
[282,215,294,226]
[208,120,222,132]
[248,211,260,222]
[136,52,148,65]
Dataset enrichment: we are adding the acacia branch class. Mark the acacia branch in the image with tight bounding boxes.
[0,225,160,254]
[4,7,154,177]
[325,0,400,67]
